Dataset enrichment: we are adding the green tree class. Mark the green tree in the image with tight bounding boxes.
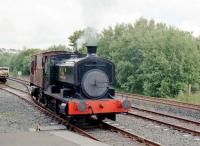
[0,52,14,67]
[68,30,84,51]
[10,48,41,75]
[98,17,200,97]
[47,44,68,51]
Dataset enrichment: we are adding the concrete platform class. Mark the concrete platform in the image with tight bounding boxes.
[0,130,110,146]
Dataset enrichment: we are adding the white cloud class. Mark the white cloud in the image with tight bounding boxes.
[0,0,200,49]
[0,0,84,49]
[180,22,200,36]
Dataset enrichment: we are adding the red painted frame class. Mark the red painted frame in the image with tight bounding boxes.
[68,99,130,115]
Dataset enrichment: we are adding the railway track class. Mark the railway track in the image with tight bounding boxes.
[10,77,200,111]
[132,106,200,125]
[3,78,162,146]
[117,92,200,111]
[4,77,200,145]
[7,81,200,137]
[0,86,97,141]
[8,77,30,86]
[100,120,161,146]
[128,107,200,136]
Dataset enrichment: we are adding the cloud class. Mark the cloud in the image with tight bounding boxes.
[0,0,200,49]
[80,0,116,27]
[180,22,200,36]
[0,0,84,49]
[79,0,141,29]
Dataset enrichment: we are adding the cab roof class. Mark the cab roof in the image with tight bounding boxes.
[0,67,9,69]
[32,50,77,57]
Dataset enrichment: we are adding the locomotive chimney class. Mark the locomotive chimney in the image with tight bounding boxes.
[76,27,98,56]
[87,46,97,56]
[84,27,98,57]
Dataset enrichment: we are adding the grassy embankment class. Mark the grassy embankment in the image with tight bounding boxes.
[117,88,200,104]
[176,92,200,104]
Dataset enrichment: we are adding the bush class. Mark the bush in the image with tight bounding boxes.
[98,18,200,97]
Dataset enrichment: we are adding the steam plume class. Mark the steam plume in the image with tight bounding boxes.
[76,27,98,49]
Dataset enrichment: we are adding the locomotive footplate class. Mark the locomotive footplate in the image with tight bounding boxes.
[68,99,130,115]
[44,91,131,115]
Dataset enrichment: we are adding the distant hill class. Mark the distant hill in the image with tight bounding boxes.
[0,48,19,54]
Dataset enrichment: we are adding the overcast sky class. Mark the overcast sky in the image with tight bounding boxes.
[0,0,200,49]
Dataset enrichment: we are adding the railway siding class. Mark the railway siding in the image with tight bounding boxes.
[131,99,200,121]
[4,77,200,146]
[117,92,200,110]
[117,114,200,146]
[128,111,200,136]
[0,89,55,133]
[2,79,161,146]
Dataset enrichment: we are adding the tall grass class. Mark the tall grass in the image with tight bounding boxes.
[176,91,200,104]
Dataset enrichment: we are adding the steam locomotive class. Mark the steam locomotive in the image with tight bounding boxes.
[30,45,131,121]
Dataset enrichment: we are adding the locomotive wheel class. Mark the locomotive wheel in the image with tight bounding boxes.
[1,79,6,84]
[38,89,48,107]
[35,96,38,101]
[97,115,105,121]
[40,95,48,107]
[55,100,60,114]
[38,88,43,103]
[43,96,48,107]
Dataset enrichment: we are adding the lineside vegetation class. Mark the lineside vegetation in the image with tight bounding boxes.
[0,18,200,99]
